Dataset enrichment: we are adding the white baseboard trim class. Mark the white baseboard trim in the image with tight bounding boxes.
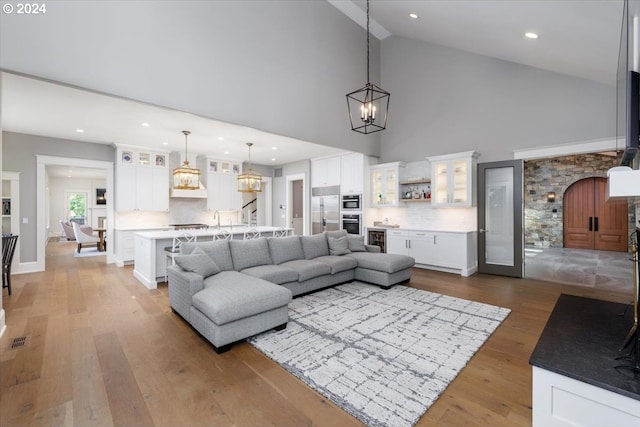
[13,261,42,275]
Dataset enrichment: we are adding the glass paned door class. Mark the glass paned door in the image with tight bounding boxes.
[67,192,88,225]
[478,160,523,277]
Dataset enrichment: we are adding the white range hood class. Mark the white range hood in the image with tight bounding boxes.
[606,166,640,199]
[170,182,208,198]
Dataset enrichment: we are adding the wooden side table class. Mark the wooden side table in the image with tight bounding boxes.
[95,227,107,251]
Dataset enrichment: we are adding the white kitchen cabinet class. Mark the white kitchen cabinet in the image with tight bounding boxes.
[152,168,170,211]
[370,162,405,207]
[207,172,242,212]
[197,156,242,212]
[115,147,169,212]
[433,232,466,269]
[409,231,436,265]
[386,228,477,276]
[428,151,478,208]
[386,230,409,255]
[532,367,640,427]
[387,230,435,265]
[340,153,365,194]
[114,230,137,266]
[312,156,341,188]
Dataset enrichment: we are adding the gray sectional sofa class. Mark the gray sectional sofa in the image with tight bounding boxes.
[167,230,415,353]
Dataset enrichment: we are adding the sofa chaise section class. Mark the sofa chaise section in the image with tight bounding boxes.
[190,271,291,353]
[168,240,292,353]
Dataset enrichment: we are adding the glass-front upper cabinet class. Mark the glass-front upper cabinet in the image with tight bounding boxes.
[370,162,405,207]
[428,151,478,208]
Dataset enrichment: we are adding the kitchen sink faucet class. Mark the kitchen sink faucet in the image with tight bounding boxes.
[213,211,220,229]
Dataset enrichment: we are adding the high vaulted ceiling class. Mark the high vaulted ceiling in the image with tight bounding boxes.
[332,0,624,85]
[1,1,626,168]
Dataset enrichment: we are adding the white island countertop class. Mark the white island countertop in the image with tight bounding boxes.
[133,226,292,289]
[135,226,290,240]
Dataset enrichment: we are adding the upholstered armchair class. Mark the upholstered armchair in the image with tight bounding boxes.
[60,220,92,241]
[72,222,100,252]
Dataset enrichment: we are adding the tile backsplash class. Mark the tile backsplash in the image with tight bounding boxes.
[367,204,476,232]
[115,198,241,229]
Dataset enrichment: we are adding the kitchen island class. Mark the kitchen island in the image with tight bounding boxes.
[133,226,291,289]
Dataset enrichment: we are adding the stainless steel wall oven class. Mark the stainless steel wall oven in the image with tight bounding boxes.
[341,213,362,235]
[341,194,362,211]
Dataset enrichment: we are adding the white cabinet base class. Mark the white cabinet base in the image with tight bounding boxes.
[532,367,640,427]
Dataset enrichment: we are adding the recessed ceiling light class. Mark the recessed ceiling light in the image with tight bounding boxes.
[141,122,150,127]
[409,13,419,19]
[68,169,73,173]
[272,146,277,150]
[218,136,224,141]
[525,32,539,39]
[224,151,229,155]
[271,158,276,161]
[76,129,84,133]
[67,175,72,178]
[162,141,169,145]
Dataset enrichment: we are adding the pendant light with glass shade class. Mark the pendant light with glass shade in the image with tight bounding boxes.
[173,130,201,190]
[346,0,390,134]
[237,142,263,192]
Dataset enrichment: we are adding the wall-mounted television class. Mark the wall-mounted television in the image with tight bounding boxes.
[617,0,640,166]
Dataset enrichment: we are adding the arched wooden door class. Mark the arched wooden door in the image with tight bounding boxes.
[563,177,628,251]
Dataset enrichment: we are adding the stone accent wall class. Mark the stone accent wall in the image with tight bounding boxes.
[524,153,635,248]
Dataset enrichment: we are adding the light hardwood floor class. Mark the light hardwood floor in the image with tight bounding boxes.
[0,241,633,427]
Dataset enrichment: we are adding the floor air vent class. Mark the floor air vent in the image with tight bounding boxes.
[10,336,27,349]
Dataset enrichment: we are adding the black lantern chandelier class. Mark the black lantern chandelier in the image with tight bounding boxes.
[346,0,390,134]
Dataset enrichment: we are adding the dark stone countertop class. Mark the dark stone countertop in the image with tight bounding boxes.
[529,294,640,401]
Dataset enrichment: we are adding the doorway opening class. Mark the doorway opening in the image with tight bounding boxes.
[563,177,628,252]
[291,180,303,235]
[286,173,307,235]
[520,146,635,291]
[36,155,114,272]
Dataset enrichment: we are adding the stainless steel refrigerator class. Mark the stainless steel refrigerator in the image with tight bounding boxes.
[311,186,340,234]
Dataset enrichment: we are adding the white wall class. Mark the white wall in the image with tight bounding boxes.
[0,0,381,157]
[49,176,107,235]
[380,36,617,163]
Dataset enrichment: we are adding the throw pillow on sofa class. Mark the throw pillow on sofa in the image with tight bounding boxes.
[229,238,273,271]
[174,247,221,278]
[328,235,351,256]
[347,235,366,252]
[267,235,304,264]
[300,234,330,259]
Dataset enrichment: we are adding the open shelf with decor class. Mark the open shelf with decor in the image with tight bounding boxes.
[399,179,431,202]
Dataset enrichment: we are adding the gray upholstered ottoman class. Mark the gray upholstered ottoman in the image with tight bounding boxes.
[346,252,415,289]
[189,271,292,353]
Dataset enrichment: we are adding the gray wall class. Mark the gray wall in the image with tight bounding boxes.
[2,132,115,262]
[379,36,617,163]
[0,0,381,157]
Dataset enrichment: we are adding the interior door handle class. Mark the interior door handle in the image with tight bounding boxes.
[588,217,593,231]
[594,217,599,232]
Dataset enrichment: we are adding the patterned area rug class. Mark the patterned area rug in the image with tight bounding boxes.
[249,282,511,427]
